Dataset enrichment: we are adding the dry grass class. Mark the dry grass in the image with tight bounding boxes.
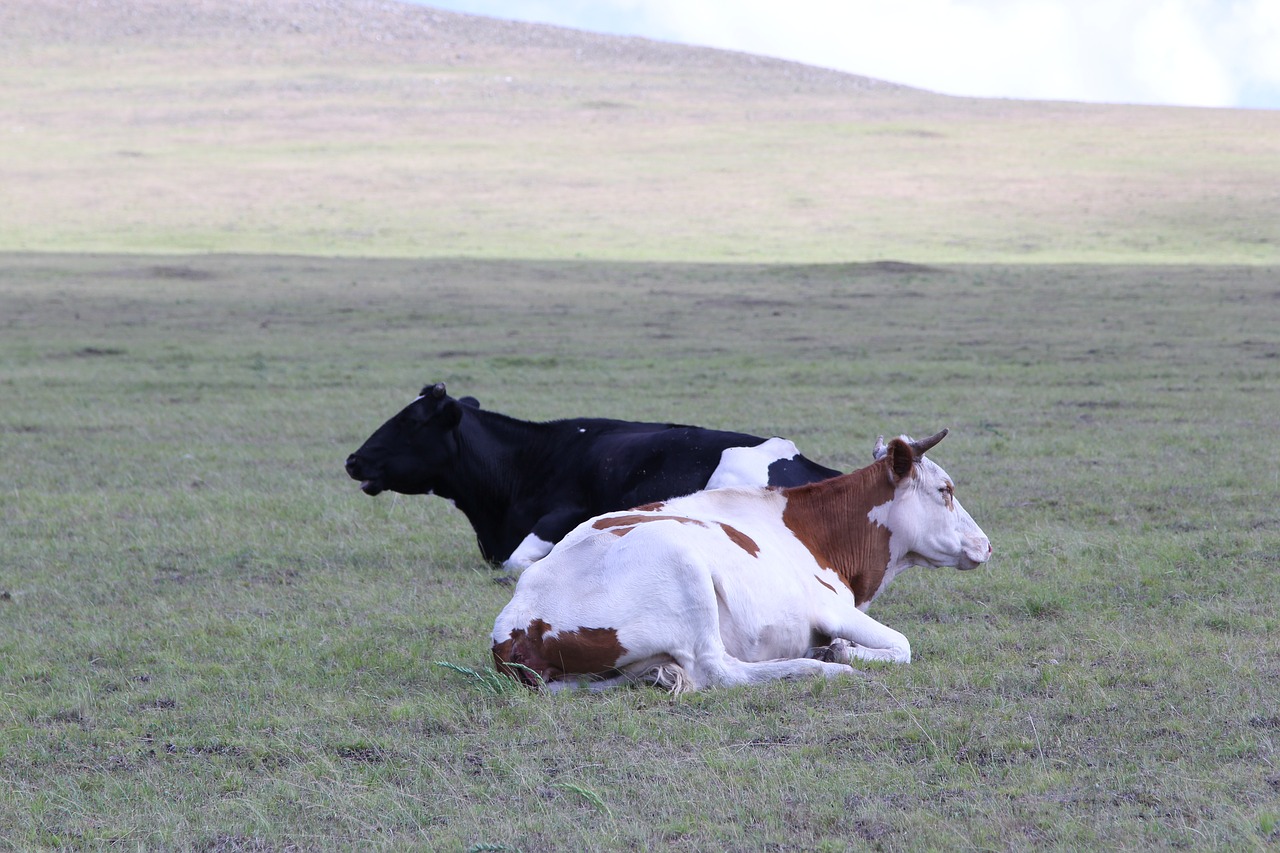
[2,0,1278,262]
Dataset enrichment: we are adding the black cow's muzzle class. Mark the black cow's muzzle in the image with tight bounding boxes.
[345,454,384,496]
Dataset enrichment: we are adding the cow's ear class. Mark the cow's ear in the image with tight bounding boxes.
[459,396,480,409]
[439,398,464,429]
[886,437,915,484]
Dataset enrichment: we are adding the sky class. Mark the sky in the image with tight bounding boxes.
[408,0,1280,110]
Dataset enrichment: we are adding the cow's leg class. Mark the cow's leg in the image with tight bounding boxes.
[674,621,858,687]
[502,532,554,574]
[546,662,692,694]
[500,508,589,574]
[815,607,911,663]
[544,651,858,693]
[656,564,861,688]
[810,637,857,664]
[701,655,860,687]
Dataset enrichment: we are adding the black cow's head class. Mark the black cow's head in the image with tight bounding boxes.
[345,382,473,497]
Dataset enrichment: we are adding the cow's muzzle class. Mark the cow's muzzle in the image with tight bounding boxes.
[344,454,384,496]
[957,539,993,571]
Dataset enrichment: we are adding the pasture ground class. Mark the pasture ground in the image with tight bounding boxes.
[2,253,1278,849]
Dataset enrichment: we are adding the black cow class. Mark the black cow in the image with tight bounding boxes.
[345,383,842,574]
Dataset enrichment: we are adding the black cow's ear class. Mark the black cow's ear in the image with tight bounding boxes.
[459,396,480,409]
[886,437,915,484]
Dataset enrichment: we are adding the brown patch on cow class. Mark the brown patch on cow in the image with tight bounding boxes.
[491,635,536,686]
[632,501,666,512]
[592,513,706,531]
[492,618,627,687]
[719,523,760,556]
[593,511,714,539]
[814,574,837,594]
[492,624,549,687]
[781,456,898,606]
[593,514,648,531]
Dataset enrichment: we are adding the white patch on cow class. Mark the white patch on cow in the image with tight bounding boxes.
[706,437,799,490]
[503,533,555,574]
[578,427,586,433]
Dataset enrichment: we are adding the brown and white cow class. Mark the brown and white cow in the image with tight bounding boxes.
[491,430,991,693]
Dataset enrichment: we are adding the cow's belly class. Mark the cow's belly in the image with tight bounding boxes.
[719,614,816,662]
[709,549,828,661]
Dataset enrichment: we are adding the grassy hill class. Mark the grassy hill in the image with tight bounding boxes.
[3,0,1278,262]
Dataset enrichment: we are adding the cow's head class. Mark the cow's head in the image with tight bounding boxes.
[344,382,475,497]
[871,430,991,571]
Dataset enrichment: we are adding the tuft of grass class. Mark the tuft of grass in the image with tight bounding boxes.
[434,661,539,694]
[555,782,612,817]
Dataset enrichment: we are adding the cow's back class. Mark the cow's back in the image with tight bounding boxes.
[538,487,825,628]
[575,425,759,493]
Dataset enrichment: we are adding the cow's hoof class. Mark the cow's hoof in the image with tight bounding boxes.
[812,638,856,665]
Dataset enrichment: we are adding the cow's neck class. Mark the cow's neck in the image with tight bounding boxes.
[780,458,896,606]
[443,410,549,554]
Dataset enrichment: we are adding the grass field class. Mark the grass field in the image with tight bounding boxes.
[3,0,1279,848]
[2,253,1278,849]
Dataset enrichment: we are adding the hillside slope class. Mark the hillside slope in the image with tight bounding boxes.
[2,0,1277,262]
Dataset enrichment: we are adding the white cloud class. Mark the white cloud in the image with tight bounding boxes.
[1216,0,1280,105]
[1130,2,1234,107]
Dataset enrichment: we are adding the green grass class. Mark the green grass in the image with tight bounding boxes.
[2,5,1279,848]
[2,254,1278,849]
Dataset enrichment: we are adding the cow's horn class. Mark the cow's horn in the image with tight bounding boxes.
[910,429,948,456]
[431,382,447,399]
